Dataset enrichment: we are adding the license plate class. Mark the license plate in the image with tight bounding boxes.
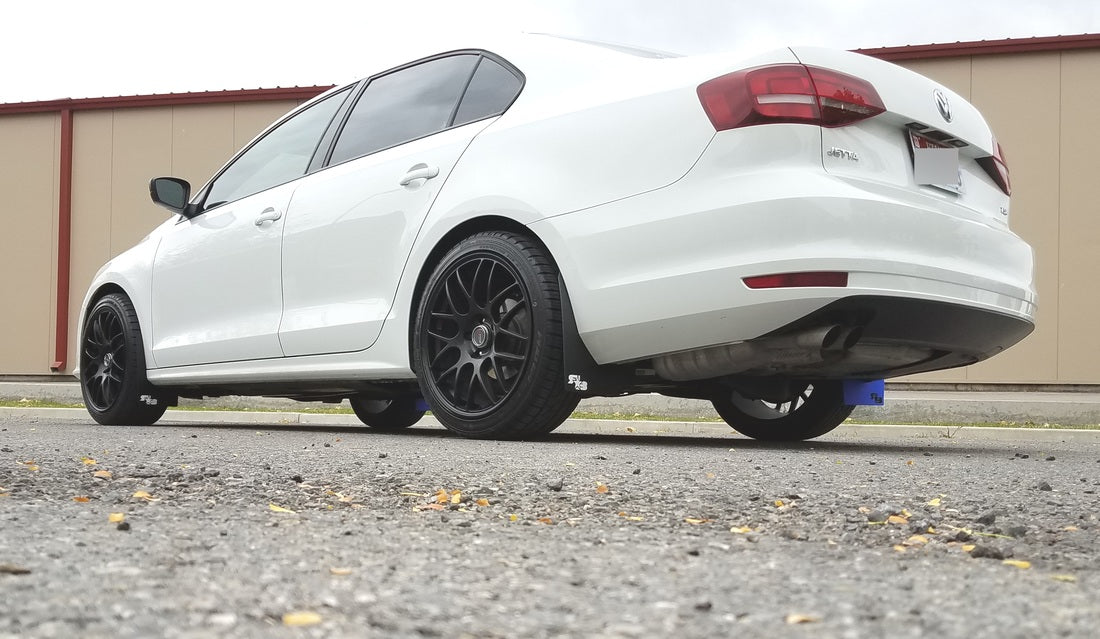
[909,130,962,193]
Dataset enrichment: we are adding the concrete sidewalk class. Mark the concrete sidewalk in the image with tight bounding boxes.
[3,379,1100,426]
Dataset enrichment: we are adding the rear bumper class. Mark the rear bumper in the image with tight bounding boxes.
[531,155,1035,370]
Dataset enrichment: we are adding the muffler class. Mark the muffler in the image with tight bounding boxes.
[652,324,861,382]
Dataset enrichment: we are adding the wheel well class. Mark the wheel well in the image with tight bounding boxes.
[85,283,128,316]
[407,215,558,364]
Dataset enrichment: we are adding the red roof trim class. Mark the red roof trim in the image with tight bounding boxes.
[0,86,333,115]
[857,33,1100,61]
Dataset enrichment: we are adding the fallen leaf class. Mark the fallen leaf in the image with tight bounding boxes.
[1064,526,1079,532]
[93,470,112,480]
[596,483,609,494]
[81,457,97,465]
[893,545,907,553]
[858,506,871,514]
[906,460,914,466]
[785,613,820,624]
[26,465,40,472]
[413,503,445,511]
[729,526,753,534]
[132,490,157,501]
[684,518,713,525]
[1051,574,1077,583]
[435,489,450,504]
[537,517,554,524]
[962,544,976,553]
[268,503,296,514]
[450,491,462,505]
[887,515,909,525]
[0,564,31,575]
[475,498,490,507]
[72,496,90,503]
[926,497,942,507]
[282,611,322,627]
[1003,560,1031,570]
[108,513,126,523]
[774,500,785,508]
[329,567,353,576]
[904,535,929,546]
[509,514,518,522]
[624,516,644,522]
[625,426,636,433]
[705,473,716,479]
[400,492,428,497]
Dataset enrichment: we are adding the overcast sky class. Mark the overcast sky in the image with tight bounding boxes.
[4,0,1098,103]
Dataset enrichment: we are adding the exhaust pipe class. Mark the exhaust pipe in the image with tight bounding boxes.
[653,325,859,382]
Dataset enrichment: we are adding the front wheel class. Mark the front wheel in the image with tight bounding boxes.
[79,293,167,426]
[711,381,853,441]
[413,231,579,439]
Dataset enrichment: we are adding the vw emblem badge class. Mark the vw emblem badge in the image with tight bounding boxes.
[933,89,952,122]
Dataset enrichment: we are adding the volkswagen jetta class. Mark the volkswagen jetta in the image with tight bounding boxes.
[77,34,1036,440]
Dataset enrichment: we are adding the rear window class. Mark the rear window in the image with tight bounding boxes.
[329,54,478,164]
[453,57,524,127]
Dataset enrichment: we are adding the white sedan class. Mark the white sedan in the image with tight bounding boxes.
[77,34,1035,440]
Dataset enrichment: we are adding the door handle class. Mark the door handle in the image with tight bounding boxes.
[254,207,282,226]
[399,163,440,186]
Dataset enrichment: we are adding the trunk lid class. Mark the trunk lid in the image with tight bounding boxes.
[790,47,1010,222]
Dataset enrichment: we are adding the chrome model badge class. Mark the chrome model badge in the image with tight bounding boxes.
[933,89,952,123]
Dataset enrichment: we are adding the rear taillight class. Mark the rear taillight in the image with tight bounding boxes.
[977,137,1011,196]
[698,64,886,131]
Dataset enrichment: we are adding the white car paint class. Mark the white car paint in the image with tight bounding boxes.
[77,34,1035,394]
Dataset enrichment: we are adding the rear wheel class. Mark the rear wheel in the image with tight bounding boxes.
[79,293,167,426]
[348,397,424,430]
[711,380,853,441]
[413,231,579,439]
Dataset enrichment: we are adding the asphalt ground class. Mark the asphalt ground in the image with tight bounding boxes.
[2,413,1098,638]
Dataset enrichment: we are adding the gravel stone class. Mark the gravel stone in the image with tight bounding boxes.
[976,511,997,525]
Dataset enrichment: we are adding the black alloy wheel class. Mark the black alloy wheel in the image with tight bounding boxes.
[414,231,579,439]
[79,293,167,425]
[711,380,854,441]
[348,397,425,430]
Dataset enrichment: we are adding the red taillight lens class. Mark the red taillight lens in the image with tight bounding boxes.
[698,64,886,131]
[992,138,1011,195]
[743,272,849,289]
[976,136,1011,195]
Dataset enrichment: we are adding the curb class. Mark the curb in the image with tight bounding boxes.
[3,407,1098,443]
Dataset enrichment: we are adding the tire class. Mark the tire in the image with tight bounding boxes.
[711,380,853,441]
[349,397,424,430]
[413,231,580,439]
[79,293,167,426]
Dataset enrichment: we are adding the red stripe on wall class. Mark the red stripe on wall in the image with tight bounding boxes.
[52,108,74,371]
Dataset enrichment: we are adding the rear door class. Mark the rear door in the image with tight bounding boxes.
[278,53,524,356]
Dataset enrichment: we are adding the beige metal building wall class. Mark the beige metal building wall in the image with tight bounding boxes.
[896,48,1100,384]
[0,98,303,376]
[0,114,60,374]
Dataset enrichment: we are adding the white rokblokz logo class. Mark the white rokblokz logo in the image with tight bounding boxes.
[933,89,952,123]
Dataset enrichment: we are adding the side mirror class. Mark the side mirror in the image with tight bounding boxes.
[149,177,194,217]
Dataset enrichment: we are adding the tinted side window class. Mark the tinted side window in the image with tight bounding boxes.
[453,58,523,127]
[329,55,478,165]
[204,88,349,208]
